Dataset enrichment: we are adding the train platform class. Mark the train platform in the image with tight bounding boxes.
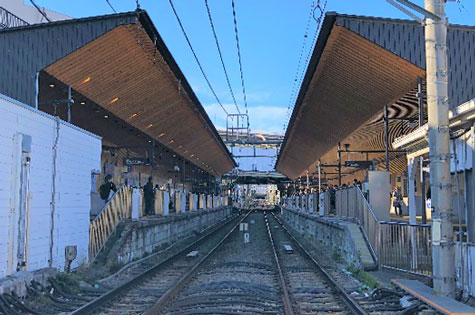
[393,279,475,315]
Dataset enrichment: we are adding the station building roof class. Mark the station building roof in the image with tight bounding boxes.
[0,10,236,177]
[276,12,475,180]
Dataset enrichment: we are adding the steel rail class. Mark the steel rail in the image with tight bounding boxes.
[264,212,295,315]
[71,212,245,315]
[144,210,253,314]
[270,212,369,315]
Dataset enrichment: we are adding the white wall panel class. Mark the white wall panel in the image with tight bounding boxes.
[0,94,101,277]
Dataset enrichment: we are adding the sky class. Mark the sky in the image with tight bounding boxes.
[34,0,475,134]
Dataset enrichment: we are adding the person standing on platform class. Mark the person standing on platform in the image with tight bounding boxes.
[143,176,155,216]
[393,187,403,216]
[329,185,336,215]
[99,174,117,205]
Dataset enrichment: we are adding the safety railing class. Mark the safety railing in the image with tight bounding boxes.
[0,6,29,29]
[335,187,380,251]
[379,221,432,275]
[333,186,432,276]
[89,185,132,261]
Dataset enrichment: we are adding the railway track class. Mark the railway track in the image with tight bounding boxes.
[268,211,409,314]
[149,211,284,314]
[71,212,251,314]
[152,211,370,315]
[266,212,366,314]
[2,210,419,314]
[0,212,247,315]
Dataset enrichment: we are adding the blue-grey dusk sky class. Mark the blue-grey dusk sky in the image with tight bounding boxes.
[35,0,475,134]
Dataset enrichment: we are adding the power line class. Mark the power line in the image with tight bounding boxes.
[105,0,117,13]
[29,0,51,22]
[168,0,229,116]
[231,0,249,122]
[283,0,327,132]
[283,0,314,131]
[205,0,241,114]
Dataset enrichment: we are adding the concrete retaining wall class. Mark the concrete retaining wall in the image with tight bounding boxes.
[108,207,232,266]
[280,207,376,270]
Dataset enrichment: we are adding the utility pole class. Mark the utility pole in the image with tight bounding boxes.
[425,0,455,297]
[386,0,455,297]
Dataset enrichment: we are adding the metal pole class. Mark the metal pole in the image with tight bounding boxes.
[337,142,342,186]
[182,158,185,193]
[425,0,455,297]
[318,161,321,194]
[151,139,155,178]
[418,76,424,126]
[385,104,390,171]
[421,158,427,224]
[306,170,309,191]
[67,85,72,123]
[35,72,39,110]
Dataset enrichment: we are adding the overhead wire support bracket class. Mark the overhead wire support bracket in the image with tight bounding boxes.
[385,0,442,21]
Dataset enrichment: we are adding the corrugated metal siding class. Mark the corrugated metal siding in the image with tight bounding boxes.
[0,14,137,107]
[0,94,101,276]
[336,16,475,109]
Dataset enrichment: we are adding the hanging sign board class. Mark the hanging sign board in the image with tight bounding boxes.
[123,157,150,166]
[344,160,373,169]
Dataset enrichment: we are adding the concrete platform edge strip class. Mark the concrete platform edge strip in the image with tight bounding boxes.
[392,279,475,315]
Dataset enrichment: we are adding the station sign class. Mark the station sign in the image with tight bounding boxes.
[123,157,150,166]
[344,160,373,169]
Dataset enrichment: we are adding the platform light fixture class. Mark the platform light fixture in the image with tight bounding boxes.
[81,77,91,84]
[146,123,153,129]
[129,113,138,119]
[158,132,165,137]
[80,101,86,105]
[104,115,109,119]
[109,97,119,105]
[49,83,55,88]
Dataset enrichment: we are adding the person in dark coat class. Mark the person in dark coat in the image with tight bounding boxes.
[329,185,336,215]
[143,176,155,216]
[99,174,117,202]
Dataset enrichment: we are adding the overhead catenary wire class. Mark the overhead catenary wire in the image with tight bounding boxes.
[29,0,51,22]
[283,0,315,131]
[105,0,117,13]
[205,0,241,115]
[283,0,327,132]
[168,0,229,116]
[231,0,249,125]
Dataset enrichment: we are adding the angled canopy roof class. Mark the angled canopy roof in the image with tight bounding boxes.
[0,10,236,176]
[276,12,475,180]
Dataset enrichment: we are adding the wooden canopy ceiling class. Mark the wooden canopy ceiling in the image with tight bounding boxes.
[44,23,235,177]
[275,24,425,179]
